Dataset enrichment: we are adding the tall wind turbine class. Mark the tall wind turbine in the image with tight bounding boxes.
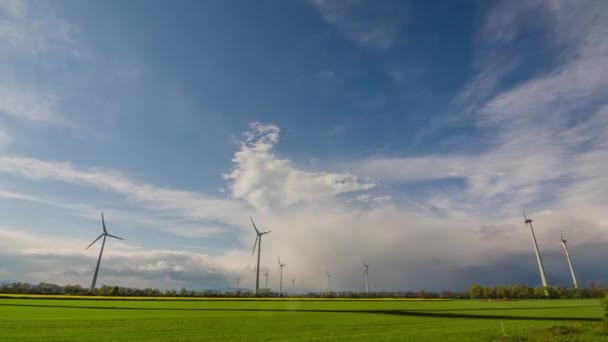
[363,263,370,294]
[523,213,548,295]
[560,230,579,289]
[86,212,124,291]
[326,272,331,293]
[250,217,270,295]
[236,276,241,292]
[278,257,286,295]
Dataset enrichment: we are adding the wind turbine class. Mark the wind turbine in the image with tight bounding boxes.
[363,263,370,294]
[560,230,579,289]
[292,279,296,294]
[278,257,286,295]
[523,213,549,296]
[326,272,331,293]
[250,217,271,295]
[86,212,124,291]
[236,276,241,292]
[263,269,269,289]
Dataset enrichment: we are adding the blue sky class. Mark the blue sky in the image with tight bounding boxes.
[0,0,607,291]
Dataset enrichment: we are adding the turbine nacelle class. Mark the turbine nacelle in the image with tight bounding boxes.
[250,217,271,255]
[86,212,124,250]
[523,213,533,224]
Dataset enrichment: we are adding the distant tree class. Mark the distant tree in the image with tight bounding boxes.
[468,284,484,299]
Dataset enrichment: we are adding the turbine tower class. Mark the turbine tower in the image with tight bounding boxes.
[86,212,124,291]
[523,213,549,296]
[236,276,241,292]
[326,272,331,293]
[263,269,269,289]
[278,257,286,295]
[560,230,579,289]
[292,279,295,294]
[250,217,271,295]
[363,263,370,294]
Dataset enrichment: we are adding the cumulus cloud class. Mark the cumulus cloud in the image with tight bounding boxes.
[224,122,375,209]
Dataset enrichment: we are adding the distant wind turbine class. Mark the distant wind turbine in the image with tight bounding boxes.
[278,257,286,295]
[250,217,271,295]
[86,212,124,291]
[236,276,241,292]
[363,262,370,294]
[326,272,331,293]
[523,213,549,296]
[263,269,269,289]
[292,279,296,294]
[560,230,579,289]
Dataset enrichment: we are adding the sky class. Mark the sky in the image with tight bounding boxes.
[0,0,607,292]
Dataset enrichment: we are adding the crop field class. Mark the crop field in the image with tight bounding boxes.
[0,296,606,341]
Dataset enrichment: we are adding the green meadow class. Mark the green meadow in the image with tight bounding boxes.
[0,297,606,341]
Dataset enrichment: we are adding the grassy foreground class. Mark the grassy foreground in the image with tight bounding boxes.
[0,297,606,341]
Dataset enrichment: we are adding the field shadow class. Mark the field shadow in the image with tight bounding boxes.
[0,303,602,322]
[409,305,600,312]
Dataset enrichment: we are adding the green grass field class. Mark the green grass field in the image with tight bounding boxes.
[1,296,606,341]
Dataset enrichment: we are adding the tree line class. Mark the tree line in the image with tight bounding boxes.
[468,283,607,299]
[1,281,606,299]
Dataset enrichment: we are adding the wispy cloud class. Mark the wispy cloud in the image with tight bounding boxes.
[309,0,405,49]
[0,0,74,55]
[0,0,77,129]
[0,156,250,227]
[0,84,72,126]
[359,1,608,220]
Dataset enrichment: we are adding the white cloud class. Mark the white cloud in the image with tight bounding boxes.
[0,155,250,227]
[359,1,608,219]
[0,0,77,129]
[0,0,74,55]
[309,0,405,49]
[224,122,375,209]
[0,85,71,126]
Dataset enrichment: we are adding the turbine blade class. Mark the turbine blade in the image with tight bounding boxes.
[106,234,124,240]
[278,257,281,266]
[252,235,259,255]
[101,212,107,233]
[250,216,260,234]
[86,234,104,250]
